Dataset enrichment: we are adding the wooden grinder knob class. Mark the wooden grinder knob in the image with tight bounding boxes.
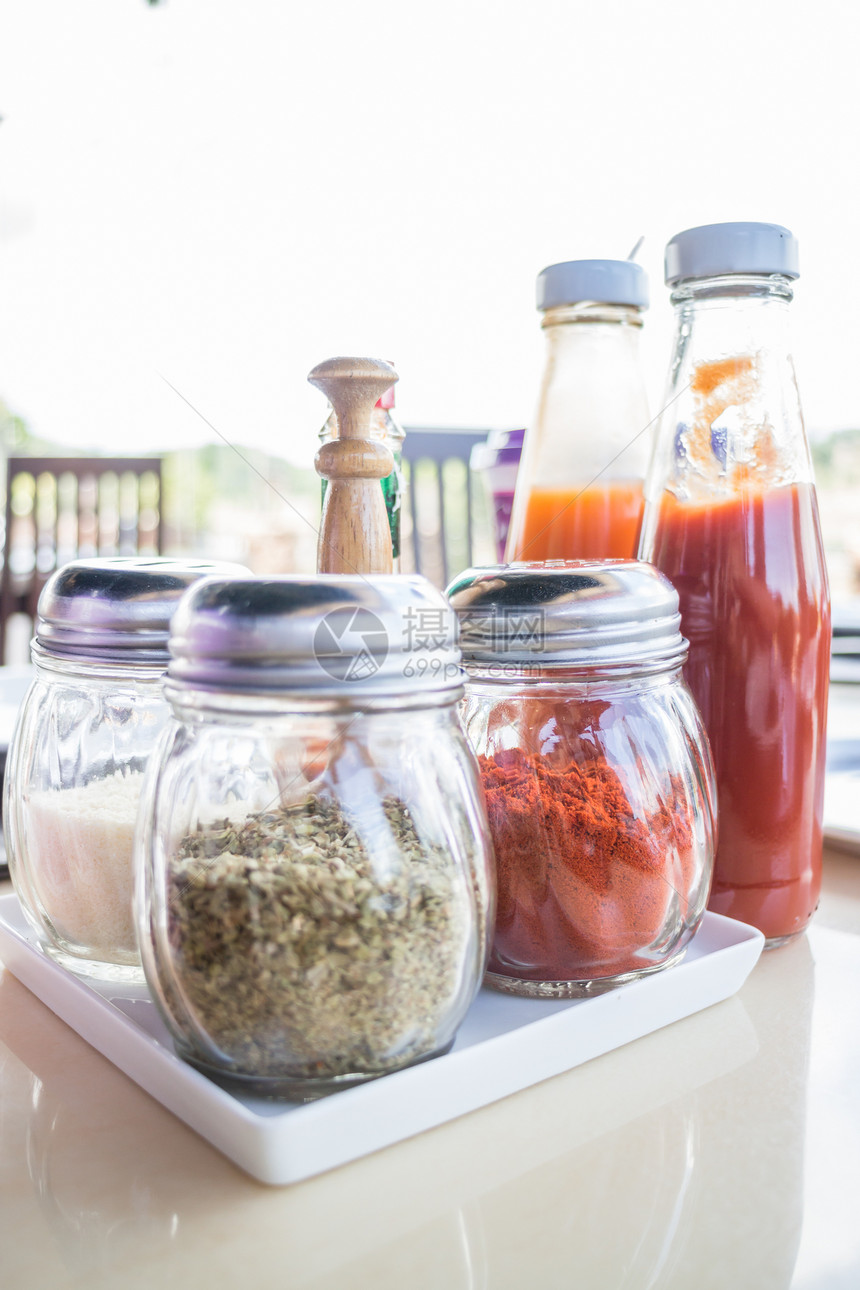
[310,356,398,576]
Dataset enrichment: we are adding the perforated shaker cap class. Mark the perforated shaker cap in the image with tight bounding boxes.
[536,259,649,311]
[446,561,686,672]
[664,222,800,285]
[35,558,250,664]
[167,574,463,699]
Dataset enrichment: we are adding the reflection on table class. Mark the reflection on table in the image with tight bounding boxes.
[0,924,827,1289]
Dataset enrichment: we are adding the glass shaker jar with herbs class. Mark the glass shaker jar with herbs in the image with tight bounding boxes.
[447,561,716,997]
[4,557,248,981]
[136,574,494,1098]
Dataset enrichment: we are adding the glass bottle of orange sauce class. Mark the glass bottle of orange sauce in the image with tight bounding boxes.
[505,258,651,562]
[639,222,831,946]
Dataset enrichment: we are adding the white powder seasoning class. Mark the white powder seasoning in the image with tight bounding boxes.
[25,769,145,959]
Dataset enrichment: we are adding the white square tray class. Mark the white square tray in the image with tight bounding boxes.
[0,893,763,1186]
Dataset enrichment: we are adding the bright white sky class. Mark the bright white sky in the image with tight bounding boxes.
[1,0,859,466]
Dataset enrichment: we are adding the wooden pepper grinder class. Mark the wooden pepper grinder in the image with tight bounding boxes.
[310,356,398,575]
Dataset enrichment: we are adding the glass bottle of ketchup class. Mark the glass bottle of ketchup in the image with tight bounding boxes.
[505,259,651,562]
[639,222,831,945]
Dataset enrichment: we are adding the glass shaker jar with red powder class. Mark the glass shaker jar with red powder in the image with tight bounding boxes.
[447,561,716,997]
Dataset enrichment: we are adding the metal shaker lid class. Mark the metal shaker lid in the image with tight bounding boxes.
[446,561,687,671]
[167,573,463,699]
[36,558,250,664]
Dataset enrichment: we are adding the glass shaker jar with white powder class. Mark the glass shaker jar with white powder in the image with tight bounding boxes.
[4,557,247,980]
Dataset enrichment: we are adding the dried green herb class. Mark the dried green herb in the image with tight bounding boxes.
[165,794,472,1081]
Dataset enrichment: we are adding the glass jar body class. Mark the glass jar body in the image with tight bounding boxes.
[136,689,494,1098]
[506,304,651,563]
[460,666,715,996]
[639,276,831,944]
[4,651,169,979]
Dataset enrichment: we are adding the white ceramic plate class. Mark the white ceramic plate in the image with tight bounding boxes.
[0,893,763,1186]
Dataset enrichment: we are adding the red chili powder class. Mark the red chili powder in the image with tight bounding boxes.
[479,748,696,982]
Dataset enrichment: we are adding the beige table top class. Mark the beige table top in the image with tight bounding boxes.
[0,851,858,1290]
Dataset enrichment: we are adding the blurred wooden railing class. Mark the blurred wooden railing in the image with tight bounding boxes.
[401,428,490,586]
[0,456,162,661]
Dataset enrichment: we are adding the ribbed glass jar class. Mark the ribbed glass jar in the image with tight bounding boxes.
[136,574,494,1098]
[448,561,716,997]
[4,557,246,980]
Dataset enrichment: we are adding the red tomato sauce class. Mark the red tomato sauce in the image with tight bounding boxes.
[650,483,830,941]
[507,482,643,562]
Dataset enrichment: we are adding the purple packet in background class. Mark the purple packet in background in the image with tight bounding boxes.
[471,429,525,561]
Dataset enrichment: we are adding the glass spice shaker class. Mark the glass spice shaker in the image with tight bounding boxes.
[639,222,831,946]
[4,557,248,981]
[136,574,494,1098]
[447,561,716,997]
[505,259,651,563]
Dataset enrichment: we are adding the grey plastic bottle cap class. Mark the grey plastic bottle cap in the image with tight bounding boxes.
[664,222,799,285]
[536,259,649,311]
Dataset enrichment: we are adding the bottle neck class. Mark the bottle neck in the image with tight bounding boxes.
[670,272,794,306]
[643,272,811,509]
[507,301,650,504]
[540,301,645,330]
[539,303,646,394]
[668,274,795,371]
[536,301,648,450]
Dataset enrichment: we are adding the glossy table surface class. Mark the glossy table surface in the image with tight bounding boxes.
[0,849,858,1290]
[2,683,859,1288]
